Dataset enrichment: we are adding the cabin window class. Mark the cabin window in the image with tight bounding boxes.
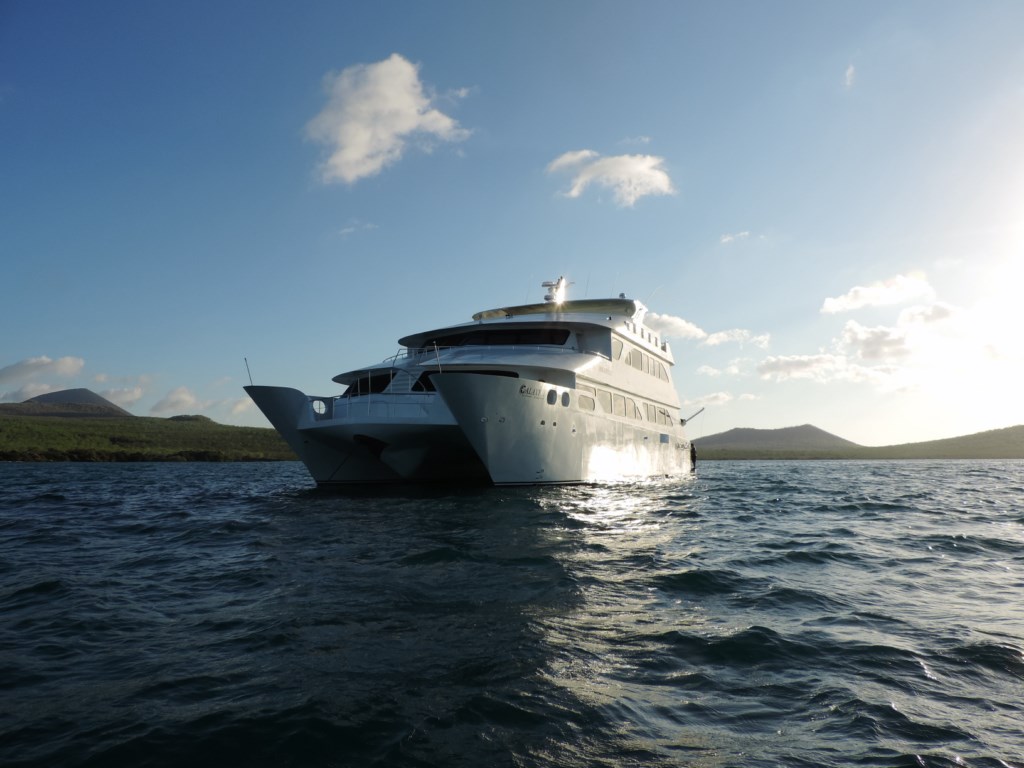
[612,394,626,417]
[579,395,595,411]
[547,389,558,405]
[343,371,396,396]
[611,339,623,360]
[561,392,570,407]
[630,349,643,370]
[626,397,641,420]
[597,390,612,413]
[577,384,596,396]
[428,328,571,347]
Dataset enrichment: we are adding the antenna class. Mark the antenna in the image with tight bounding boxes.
[244,358,253,386]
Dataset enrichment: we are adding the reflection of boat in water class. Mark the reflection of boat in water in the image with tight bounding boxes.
[246,277,695,486]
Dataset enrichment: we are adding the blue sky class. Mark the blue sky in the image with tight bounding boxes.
[2,1,1022,446]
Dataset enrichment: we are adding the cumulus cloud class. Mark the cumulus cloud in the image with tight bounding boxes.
[546,149,675,207]
[646,312,707,340]
[231,398,255,415]
[757,352,897,387]
[151,386,202,415]
[0,355,84,385]
[0,382,58,403]
[897,302,956,326]
[306,53,470,184]
[101,387,144,407]
[840,320,910,361]
[821,273,934,314]
[703,329,770,348]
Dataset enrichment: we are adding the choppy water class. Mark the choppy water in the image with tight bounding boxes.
[1,460,1022,767]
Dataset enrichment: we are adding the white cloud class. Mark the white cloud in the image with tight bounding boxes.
[897,302,956,326]
[720,231,750,244]
[306,53,470,184]
[821,273,934,314]
[0,355,84,385]
[546,149,676,207]
[840,320,911,361]
[338,219,379,237]
[686,391,734,408]
[645,312,707,340]
[151,386,202,415]
[756,353,883,384]
[230,398,255,415]
[101,387,144,407]
[0,382,58,403]
[703,329,770,348]
[845,64,856,89]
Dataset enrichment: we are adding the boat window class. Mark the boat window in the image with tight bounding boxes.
[547,390,558,405]
[597,390,612,413]
[612,394,626,417]
[561,392,570,407]
[428,328,571,347]
[343,371,395,396]
[611,339,623,359]
[412,372,436,392]
[659,364,669,381]
[630,349,643,370]
[645,403,656,422]
[578,395,595,411]
[625,397,641,420]
[577,384,596,395]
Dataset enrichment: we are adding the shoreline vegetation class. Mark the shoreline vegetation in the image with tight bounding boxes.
[0,406,296,463]
[2,403,1022,463]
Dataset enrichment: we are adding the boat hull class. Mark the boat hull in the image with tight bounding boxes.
[432,373,693,485]
[245,385,488,485]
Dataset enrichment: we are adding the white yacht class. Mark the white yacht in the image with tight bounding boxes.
[246,278,696,486]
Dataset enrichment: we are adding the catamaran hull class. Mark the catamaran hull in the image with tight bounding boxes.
[245,385,488,485]
[432,373,693,485]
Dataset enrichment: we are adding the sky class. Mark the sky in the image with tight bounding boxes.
[2,1,1022,446]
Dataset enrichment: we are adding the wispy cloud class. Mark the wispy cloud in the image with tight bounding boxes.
[0,355,84,385]
[756,353,885,384]
[821,273,934,314]
[546,149,675,207]
[720,231,750,244]
[338,219,379,237]
[101,386,145,407]
[840,320,910,361]
[307,53,470,184]
[704,329,770,348]
[845,64,856,89]
[645,312,706,340]
[0,355,85,401]
[151,386,203,415]
[685,391,734,407]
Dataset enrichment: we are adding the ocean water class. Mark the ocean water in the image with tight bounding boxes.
[1,460,1022,768]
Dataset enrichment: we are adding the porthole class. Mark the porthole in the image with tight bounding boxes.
[561,392,570,407]
[546,390,557,405]
[312,399,326,415]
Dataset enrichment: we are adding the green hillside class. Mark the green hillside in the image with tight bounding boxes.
[0,408,296,462]
[695,424,1024,460]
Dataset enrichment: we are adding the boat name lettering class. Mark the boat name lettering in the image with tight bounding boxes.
[519,384,543,398]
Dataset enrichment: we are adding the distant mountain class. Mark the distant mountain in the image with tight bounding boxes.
[0,388,134,418]
[697,424,859,452]
[862,425,1024,459]
[694,423,1024,460]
